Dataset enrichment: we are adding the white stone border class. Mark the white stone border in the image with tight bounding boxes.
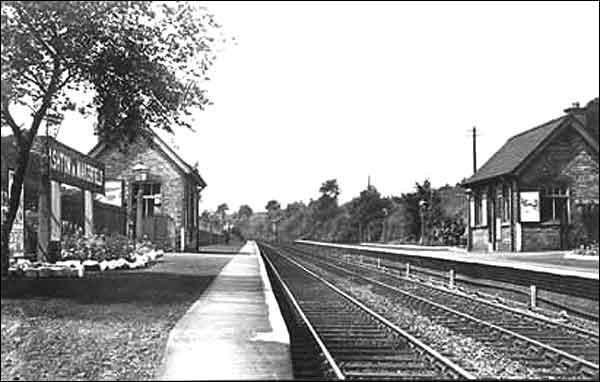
[250,241,291,345]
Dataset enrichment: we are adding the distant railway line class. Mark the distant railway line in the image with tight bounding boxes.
[261,242,599,379]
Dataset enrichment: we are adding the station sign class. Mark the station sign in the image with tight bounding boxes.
[47,137,105,194]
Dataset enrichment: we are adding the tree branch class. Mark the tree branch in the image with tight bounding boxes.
[17,7,59,60]
[0,99,23,144]
[21,71,49,94]
[27,61,63,141]
[56,69,73,91]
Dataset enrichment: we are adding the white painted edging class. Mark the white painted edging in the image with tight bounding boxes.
[252,241,291,345]
[261,243,345,380]
[276,248,475,380]
[564,253,600,261]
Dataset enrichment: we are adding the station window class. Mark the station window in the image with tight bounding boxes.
[474,190,487,226]
[540,186,569,223]
[501,184,510,223]
[132,182,161,217]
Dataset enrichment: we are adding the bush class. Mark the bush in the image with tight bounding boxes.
[61,232,153,262]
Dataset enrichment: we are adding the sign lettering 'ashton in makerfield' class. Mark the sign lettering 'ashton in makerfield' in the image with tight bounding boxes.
[47,138,105,194]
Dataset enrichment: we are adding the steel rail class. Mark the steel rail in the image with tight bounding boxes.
[290,246,600,372]
[265,243,476,380]
[260,243,345,380]
[294,244,599,339]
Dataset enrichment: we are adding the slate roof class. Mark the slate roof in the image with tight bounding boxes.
[462,115,567,186]
[88,128,206,188]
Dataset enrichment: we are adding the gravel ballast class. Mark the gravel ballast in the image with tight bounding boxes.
[291,254,542,379]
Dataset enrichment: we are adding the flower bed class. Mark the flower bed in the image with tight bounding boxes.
[8,259,84,279]
[8,234,164,278]
[571,243,599,257]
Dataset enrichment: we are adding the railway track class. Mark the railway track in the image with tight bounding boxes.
[259,243,474,380]
[275,243,599,379]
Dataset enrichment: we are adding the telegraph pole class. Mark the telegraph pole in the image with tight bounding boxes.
[472,126,477,174]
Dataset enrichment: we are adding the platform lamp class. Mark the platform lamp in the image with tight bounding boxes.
[132,163,149,242]
[418,199,428,245]
[132,163,149,182]
[44,113,64,263]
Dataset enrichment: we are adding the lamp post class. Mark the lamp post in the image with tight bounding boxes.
[271,216,281,243]
[419,199,428,245]
[132,163,149,242]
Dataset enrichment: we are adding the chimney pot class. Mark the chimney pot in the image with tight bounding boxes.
[564,101,583,115]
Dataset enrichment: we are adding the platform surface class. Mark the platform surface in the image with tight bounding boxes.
[298,240,599,280]
[157,241,293,380]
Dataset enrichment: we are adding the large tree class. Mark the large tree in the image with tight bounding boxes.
[348,184,391,242]
[319,179,340,200]
[314,178,341,223]
[1,1,224,274]
[265,200,282,241]
[237,204,253,220]
[216,203,229,229]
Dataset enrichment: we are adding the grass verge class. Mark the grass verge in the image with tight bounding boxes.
[1,254,232,381]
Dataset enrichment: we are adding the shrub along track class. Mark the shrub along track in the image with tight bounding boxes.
[274,243,599,380]
[259,243,474,380]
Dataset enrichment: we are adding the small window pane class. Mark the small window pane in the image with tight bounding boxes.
[541,197,552,221]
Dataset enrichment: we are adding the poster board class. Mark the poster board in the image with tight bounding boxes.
[520,191,540,222]
[95,180,124,207]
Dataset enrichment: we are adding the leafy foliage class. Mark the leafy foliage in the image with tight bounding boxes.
[237,204,253,220]
[584,97,599,143]
[237,179,467,246]
[314,178,341,224]
[1,1,226,273]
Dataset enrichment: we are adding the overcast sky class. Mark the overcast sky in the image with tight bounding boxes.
[36,1,600,213]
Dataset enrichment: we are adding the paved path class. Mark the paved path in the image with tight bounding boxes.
[157,241,293,380]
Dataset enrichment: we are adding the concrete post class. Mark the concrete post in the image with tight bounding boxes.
[84,190,94,236]
[530,285,537,309]
[180,227,185,252]
[37,176,50,261]
[136,188,143,241]
[448,269,455,289]
[49,180,61,262]
[406,263,411,278]
[377,258,381,269]
[126,181,133,239]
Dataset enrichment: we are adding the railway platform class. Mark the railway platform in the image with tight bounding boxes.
[157,241,293,380]
[299,240,598,280]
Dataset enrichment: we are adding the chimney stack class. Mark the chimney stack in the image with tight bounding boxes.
[564,101,583,115]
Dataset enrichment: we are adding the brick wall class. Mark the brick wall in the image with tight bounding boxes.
[519,126,598,249]
[93,137,185,234]
[522,224,561,251]
[520,127,598,196]
[562,150,599,204]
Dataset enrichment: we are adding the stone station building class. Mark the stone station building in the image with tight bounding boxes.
[462,99,599,252]
[89,128,206,251]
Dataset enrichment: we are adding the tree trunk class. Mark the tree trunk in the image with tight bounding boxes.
[2,62,61,275]
[358,222,362,244]
[1,139,34,276]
